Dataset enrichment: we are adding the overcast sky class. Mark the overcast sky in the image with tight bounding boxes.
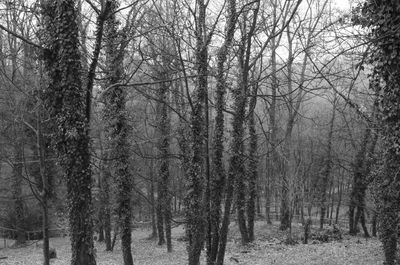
[333,0,351,10]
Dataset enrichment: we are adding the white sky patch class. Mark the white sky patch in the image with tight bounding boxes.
[333,0,351,11]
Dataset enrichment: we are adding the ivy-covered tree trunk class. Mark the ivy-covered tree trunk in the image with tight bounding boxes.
[358,1,400,264]
[42,1,96,264]
[246,83,258,242]
[103,1,134,264]
[185,1,208,264]
[233,3,260,245]
[208,1,237,263]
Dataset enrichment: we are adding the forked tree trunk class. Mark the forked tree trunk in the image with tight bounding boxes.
[234,2,260,245]
[207,1,237,263]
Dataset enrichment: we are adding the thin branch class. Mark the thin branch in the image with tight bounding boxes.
[0,24,42,50]
[97,75,197,100]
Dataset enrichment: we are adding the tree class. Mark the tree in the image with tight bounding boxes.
[319,95,336,229]
[151,46,173,252]
[246,79,259,242]
[11,122,25,245]
[185,0,209,263]
[349,124,377,237]
[42,1,97,264]
[356,1,400,264]
[102,1,136,264]
[232,0,260,245]
[208,0,237,263]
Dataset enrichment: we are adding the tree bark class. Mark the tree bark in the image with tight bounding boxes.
[155,70,172,251]
[246,82,258,242]
[357,2,400,263]
[185,1,209,264]
[207,1,237,263]
[148,163,157,239]
[42,1,97,264]
[156,186,165,245]
[349,126,376,236]
[36,109,51,265]
[103,1,134,264]
[234,1,260,245]
[102,160,112,251]
[12,131,26,245]
[320,99,336,229]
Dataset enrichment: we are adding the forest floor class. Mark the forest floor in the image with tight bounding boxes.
[0,221,383,265]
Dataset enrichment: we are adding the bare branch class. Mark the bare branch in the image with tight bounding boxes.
[0,24,42,50]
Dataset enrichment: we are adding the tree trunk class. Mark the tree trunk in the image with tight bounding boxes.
[256,188,261,216]
[371,210,377,237]
[103,2,134,264]
[359,209,370,238]
[185,1,209,264]
[320,99,336,229]
[98,222,104,242]
[267,2,278,228]
[42,2,97,264]
[102,163,112,251]
[207,1,237,264]
[12,135,26,245]
[335,178,343,225]
[156,187,165,245]
[37,110,50,265]
[246,82,258,242]
[155,70,172,252]
[380,198,398,265]
[265,184,272,224]
[356,3,400,264]
[329,180,335,225]
[149,163,157,239]
[234,2,260,244]
[349,127,370,234]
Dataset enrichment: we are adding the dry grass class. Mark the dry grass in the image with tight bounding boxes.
[0,221,383,265]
